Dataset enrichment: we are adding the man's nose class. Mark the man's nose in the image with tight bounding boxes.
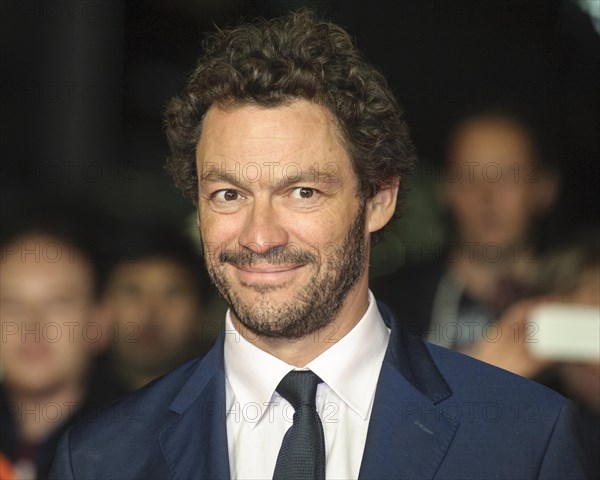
[140,294,162,316]
[479,181,501,206]
[237,199,288,255]
[21,306,48,340]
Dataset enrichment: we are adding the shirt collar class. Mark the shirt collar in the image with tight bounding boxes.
[223,290,390,426]
[224,313,294,428]
[306,290,390,419]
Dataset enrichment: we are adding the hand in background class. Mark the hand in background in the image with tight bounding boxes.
[468,298,553,378]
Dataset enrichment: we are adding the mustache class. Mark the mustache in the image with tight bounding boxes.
[219,245,317,267]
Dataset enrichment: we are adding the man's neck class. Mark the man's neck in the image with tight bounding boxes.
[7,381,86,445]
[231,278,370,367]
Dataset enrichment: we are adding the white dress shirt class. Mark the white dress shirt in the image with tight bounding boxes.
[224,290,390,480]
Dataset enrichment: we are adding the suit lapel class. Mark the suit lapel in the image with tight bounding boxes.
[358,303,459,479]
[159,332,230,480]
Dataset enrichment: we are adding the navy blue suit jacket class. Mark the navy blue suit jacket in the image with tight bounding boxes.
[50,303,590,479]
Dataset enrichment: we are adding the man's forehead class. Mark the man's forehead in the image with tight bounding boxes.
[196,100,351,183]
[200,100,341,146]
[1,234,88,265]
[453,119,533,152]
[111,257,191,278]
[0,254,94,298]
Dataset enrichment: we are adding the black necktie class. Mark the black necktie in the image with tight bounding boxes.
[272,370,326,480]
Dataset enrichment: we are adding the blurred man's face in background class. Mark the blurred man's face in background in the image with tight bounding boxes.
[0,234,98,397]
[444,117,555,248]
[103,257,201,378]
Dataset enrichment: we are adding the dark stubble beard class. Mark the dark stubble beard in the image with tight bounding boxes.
[204,202,368,339]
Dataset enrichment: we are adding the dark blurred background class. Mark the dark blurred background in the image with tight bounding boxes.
[2,4,599,478]
[2,0,599,276]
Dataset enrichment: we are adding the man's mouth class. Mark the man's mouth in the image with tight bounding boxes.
[235,264,303,273]
[229,263,306,282]
[19,343,51,362]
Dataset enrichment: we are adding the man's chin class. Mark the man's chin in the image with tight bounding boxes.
[231,280,299,304]
[226,284,313,338]
[232,312,317,341]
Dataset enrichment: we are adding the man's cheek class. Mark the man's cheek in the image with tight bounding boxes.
[203,241,222,264]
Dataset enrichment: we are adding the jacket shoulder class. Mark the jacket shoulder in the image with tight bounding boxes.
[425,344,593,478]
[426,342,565,407]
[68,356,202,449]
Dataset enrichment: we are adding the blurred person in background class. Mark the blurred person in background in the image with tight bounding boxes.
[0,217,110,480]
[96,225,214,396]
[373,108,559,350]
[470,225,600,476]
[0,453,15,480]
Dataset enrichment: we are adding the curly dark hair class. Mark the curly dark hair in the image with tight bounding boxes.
[164,10,416,241]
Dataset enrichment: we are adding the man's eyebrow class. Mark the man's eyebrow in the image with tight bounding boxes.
[199,170,240,185]
[272,170,338,188]
[198,167,339,188]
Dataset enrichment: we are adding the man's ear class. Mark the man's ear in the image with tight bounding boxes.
[533,168,560,213]
[87,302,113,355]
[367,177,400,234]
[438,178,453,206]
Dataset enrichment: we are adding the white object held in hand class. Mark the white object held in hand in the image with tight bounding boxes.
[528,303,600,362]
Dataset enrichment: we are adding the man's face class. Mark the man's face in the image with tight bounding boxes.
[103,258,201,372]
[444,118,548,248]
[196,100,371,339]
[0,234,97,396]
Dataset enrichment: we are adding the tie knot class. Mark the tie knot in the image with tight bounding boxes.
[276,370,322,410]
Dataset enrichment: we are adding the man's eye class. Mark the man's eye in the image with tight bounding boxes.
[291,187,316,200]
[0,302,22,316]
[213,189,242,202]
[48,298,73,311]
[122,284,142,297]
